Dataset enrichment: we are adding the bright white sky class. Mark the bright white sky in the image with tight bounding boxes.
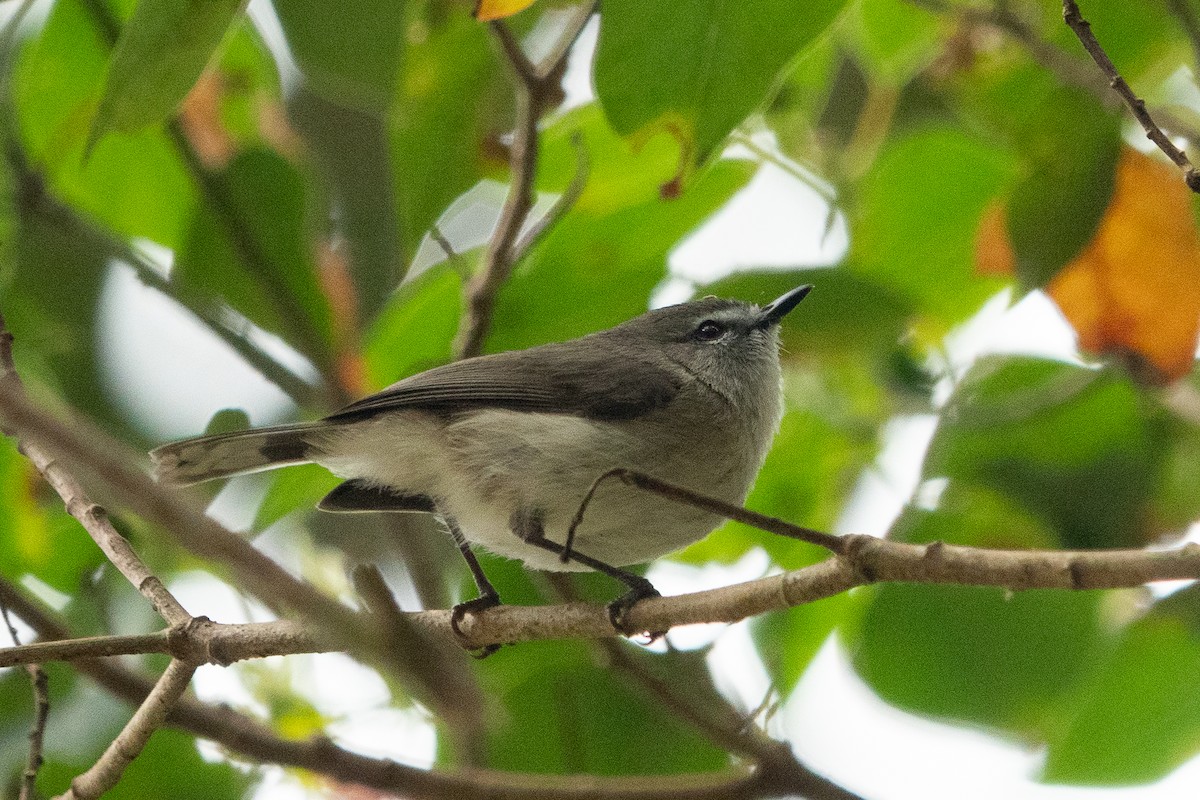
[7,2,1199,798]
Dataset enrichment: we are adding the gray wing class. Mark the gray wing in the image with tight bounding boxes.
[325,340,681,423]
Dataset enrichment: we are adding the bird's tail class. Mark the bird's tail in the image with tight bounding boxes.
[150,423,326,485]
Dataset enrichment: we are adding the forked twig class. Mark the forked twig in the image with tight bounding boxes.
[455,4,597,359]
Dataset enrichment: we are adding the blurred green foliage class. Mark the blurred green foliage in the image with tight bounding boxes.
[2,0,1200,797]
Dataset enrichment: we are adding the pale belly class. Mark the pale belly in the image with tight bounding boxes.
[316,407,768,572]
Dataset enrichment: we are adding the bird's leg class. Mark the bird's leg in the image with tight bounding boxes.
[443,513,502,658]
[510,506,662,638]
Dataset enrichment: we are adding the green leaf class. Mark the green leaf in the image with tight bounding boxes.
[848,481,1105,733]
[925,357,1159,549]
[471,640,729,774]
[6,192,134,434]
[852,127,1016,326]
[594,0,848,168]
[173,148,335,366]
[847,0,942,85]
[1043,596,1200,785]
[363,266,462,389]
[1006,88,1121,291]
[37,727,250,800]
[271,0,408,112]
[15,0,198,250]
[290,89,402,323]
[0,439,103,594]
[852,582,1105,735]
[487,140,754,352]
[753,594,851,698]
[202,408,251,436]
[87,0,246,151]
[253,463,341,532]
[392,10,509,261]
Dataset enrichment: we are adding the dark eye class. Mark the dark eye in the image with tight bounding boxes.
[694,320,725,341]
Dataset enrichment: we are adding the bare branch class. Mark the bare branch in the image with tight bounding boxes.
[1,575,783,800]
[0,312,191,626]
[1062,0,1200,191]
[58,659,198,800]
[350,564,486,755]
[454,4,597,359]
[2,600,49,800]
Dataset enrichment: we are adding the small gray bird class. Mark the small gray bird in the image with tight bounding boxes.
[151,285,811,634]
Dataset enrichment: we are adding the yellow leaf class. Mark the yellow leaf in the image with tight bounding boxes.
[474,0,538,21]
[1047,149,1200,384]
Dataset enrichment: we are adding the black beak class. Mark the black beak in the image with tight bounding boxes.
[759,284,813,326]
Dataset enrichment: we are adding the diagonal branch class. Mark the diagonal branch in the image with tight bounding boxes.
[58,659,198,800]
[1062,0,1200,191]
[454,3,597,359]
[544,572,863,800]
[0,310,191,626]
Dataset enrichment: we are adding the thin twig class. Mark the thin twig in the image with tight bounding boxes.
[545,574,862,800]
[454,4,597,359]
[58,659,198,800]
[350,564,485,756]
[564,469,845,563]
[2,600,49,800]
[511,129,590,257]
[0,312,191,626]
[598,641,862,800]
[1063,0,1200,190]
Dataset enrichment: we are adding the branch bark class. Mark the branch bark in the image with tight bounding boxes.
[1062,0,1200,191]
[58,659,197,800]
[3,531,1198,667]
[0,312,192,626]
[1,600,49,800]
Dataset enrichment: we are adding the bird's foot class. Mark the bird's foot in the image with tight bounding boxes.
[450,592,503,659]
[606,579,664,642]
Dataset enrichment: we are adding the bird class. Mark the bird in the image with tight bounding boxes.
[151,285,811,637]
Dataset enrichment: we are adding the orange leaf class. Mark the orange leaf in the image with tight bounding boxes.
[474,0,538,21]
[1047,149,1200,384]
[974,201,1016,278]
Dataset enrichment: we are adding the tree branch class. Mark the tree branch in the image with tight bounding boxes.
[58,659,197,800]
[2,600,49,800]
[0,574,786,800]
[540,571,864,800]
[1062,0,1200,191]
[454,4,596,359]
[0,311,192,626]
[5,526,1196,666]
